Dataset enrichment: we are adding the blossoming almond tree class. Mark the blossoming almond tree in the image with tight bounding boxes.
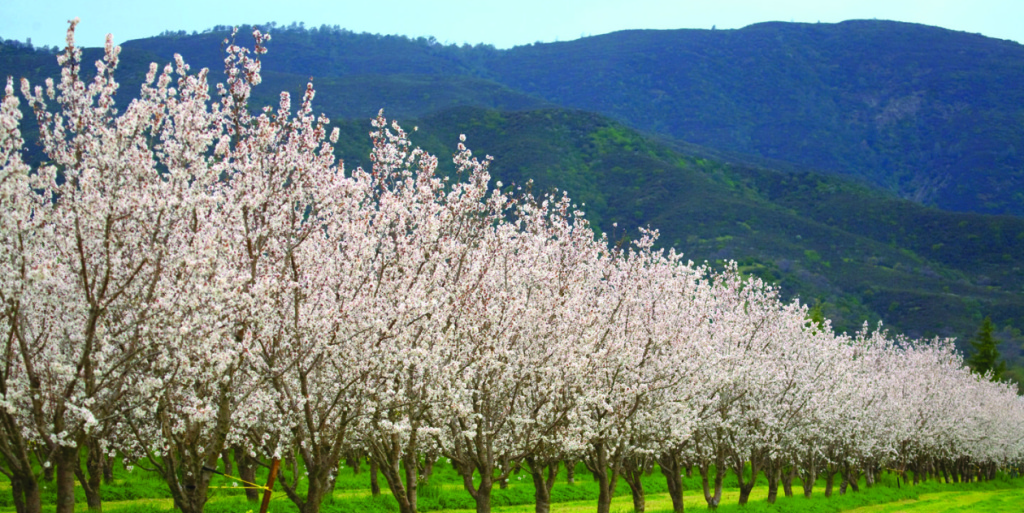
[574,231,702,513]
[211,52,364,513]
[437,191,607,513]
[346,117,510,513]
[100,29,266,513]
[11,19,211,513]
[0,74,51,513]
[5,20,1024,513]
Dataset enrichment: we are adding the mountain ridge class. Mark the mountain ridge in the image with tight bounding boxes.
[89,19,1024,216]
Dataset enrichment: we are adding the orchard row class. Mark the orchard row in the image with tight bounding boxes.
[1,23,1021,513]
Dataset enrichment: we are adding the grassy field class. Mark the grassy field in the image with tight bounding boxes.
[843,489,1024,513]
[1,460,1021,513]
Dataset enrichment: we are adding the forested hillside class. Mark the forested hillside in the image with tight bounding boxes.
[110,20,1024,216]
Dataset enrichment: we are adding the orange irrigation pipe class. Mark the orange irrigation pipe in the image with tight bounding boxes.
[259,459,280,513]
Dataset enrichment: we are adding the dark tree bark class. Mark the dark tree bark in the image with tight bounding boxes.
[1,451,42,513]
[622,457,647,513]
[369,459,381,497]
[698,458,724,509]
[73,439,105,512]
[864,462,875,488]
[732,450,762,505]
[42,457,54,483]
[101,453,114,485]
[234,446,259,503]
[584,443,622,513]
[845,463,860,493]
[345,455,361,475]
[781,462,796,497]
[824,462,839,498]
[658,453,685,513]
[10,474,42,513]
[374,447,420,513]
[800,455,817,498]
[221,449,233,477]
[526,458,558,513]
[457,467,493,513]
[765,459,781,504]
[55,446,78,513]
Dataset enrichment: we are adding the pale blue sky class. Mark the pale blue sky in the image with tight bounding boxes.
[1,0,1021,49]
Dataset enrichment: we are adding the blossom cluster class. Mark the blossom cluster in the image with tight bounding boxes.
[1,23,1022,513]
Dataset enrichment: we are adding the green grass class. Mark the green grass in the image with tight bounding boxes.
[3,460,1022,513]
[841,489,1024,513]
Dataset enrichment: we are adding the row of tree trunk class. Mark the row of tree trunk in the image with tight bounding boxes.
[4,449,1009,513]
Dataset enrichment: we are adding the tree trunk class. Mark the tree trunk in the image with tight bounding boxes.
[461,470,493,513]
[801,457,817,498]
[345,455,361,475]
[526,458,557,513]
[631,485,645,513]
[623,463,645,513]
[222,449,233,477]
[782,462,796,497]
[402,452,419,512]
[565,460,575,484]
[42,462,55,483]
[419,453,434,483]
[234,447,259,503]
[587,443,620,513]
[378,457,415,513]
[325,467,338,502]
[658,455,685,513]
[10,478,25,513]
[369,459,381,497]
[81,439,104,512]
[765,461,781,504]
[278,447,346,513]
[733,452,761,506]
[163,459,218,513]
[55,446,78,513]
[698,460,724,509]
[824,463,838,498]
[846,464,860,493]
[296,475,329,513]
[17,471,42,513]
[597,466,614,513]
[11,473,43,513]
[101,453,114,485]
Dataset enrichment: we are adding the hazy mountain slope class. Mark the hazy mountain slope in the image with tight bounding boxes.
[484,20,1024,215]
[110,20,1024,216]
[256,71,551,120]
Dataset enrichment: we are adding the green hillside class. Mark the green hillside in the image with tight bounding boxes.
[482,20,1024,216]
[105,20,1024,216]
